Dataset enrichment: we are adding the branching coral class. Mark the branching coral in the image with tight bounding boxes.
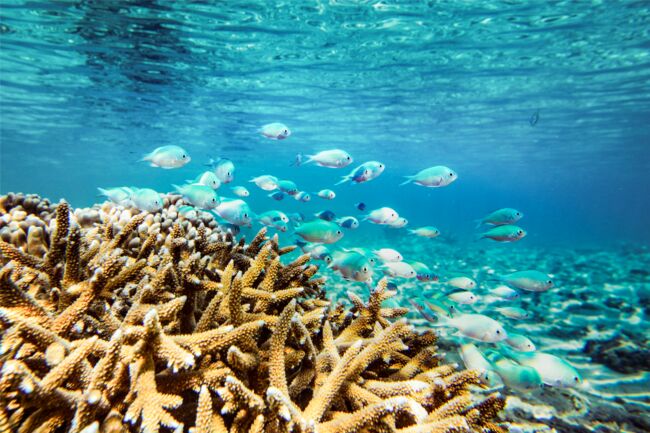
[0,194,506,433]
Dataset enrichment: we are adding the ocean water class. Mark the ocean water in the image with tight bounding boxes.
[1,1,649,432]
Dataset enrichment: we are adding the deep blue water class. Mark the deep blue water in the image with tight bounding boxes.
[1,1,649,246]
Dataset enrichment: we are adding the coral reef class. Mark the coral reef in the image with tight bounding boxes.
[0,193,505,433]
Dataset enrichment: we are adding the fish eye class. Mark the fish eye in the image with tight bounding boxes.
[379,164,384,168]
[244,213,248,218]
[496,330,501,334]
[547,280,553,284]
[283,129,288,134]
[362,267,368,272]
[449,173,453,177]
[182,154,186,158]
[336,230,341,235]
[518,230,523,235]
[516,212,520,216]
[227,172,231,176]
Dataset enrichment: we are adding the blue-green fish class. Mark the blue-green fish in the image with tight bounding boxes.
[188,171,221,189]
[490,285,520,300]
[142,145,190,169]
[98,187,131,205]
[336,161,385,185]
[478,225,526,242]
[278,180,298,196]
[295,220,343,244]
[495,307,530,320]
[498,270,553,292]
[213,158,235,184]
[250,175,279,191]
[476,208,523,228]
[129,188,162,212]
[408,261,438,282]
[258,210,289,224]
[459,343,501,387]
[305,149,353,168]
[503,350,582,388]
[177,205,199,219]
[400,166,457,187]
[298,243,332,264]
[268,191,285,201]
[336,216,359,229]
[230,186,249,197]
[408,226,440,238]
[214,199,252,227]
[260,122,291,140]
[504,333,536,352]
[294,191,311,202]
[315,210,336,222]
[174,184,219,210]
[484,350,543,391]
[316,189,336,200]
[329,250,373,282]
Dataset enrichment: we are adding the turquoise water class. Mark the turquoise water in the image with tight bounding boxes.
[1,2,650,431]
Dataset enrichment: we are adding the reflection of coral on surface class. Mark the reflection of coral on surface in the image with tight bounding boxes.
[0,193,505,433]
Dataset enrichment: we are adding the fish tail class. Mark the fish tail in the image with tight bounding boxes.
[473,233,485,242]
[171,184,184,193]
[399,176,413,186]
[97,187,109,197]
[474,219,484,229]
[408,300,443,325]
[335,175,351,185]
[140,152,153,162]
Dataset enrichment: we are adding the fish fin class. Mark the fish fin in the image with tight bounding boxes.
[149,163,159,167]
[335,175,351,186]
[399,176,413,186]
[408,300,441,324]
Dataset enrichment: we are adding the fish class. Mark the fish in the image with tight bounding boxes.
[373,248,403,263]
[177,205,199,219]
[249,175,279,191]
[329,250,373,282]
[490,285,520,300]
[503,350,582,388]
[290,153,303,166]
[495,307,530,320]
[382,262,416,278]
[416,302,507,343]
[477,225,526,242]
[142,145,191,169]
[363,207,399,225]
[295,220,344,244]
[188,171,221,190]
[304,149,353,168]
[316,189,336,200]
[388,217,408,228]
[301,244,332,264]
[230,186,250,197]
[315,210,336,222]
[294,191,311,202]
[97,187,131,205]
[288,212,305,223]
[272,220,289,232]
[260,122,291,140]
[447,276,477,290]
[408,261,438,282]
[408,226,440,238]
[173,184,219,210]
[484,350,542,391]
[503,333,536,352]
[400,166,457,187]
[214,199,253,227]
[475,208,523,228]
[342,248,377,265]
[336,161,385,185]
[268,191,285,201]
[459,344,502,386]
[258,210,289,223]
[529,109,539,126]
[129,188,163,212]
[213,158,235,184]
[355,202,366,211]
[497,270,553,292]
[447,290,479,305]
[278,180,299,196]
[336,216,359,229]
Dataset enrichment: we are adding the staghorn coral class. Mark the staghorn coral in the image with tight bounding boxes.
[0,194,506,433]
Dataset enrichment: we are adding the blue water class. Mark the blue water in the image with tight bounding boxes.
[1,1,649,248]
[2,3,650,431]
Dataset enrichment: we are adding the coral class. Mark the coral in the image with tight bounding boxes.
[0,194,505,433]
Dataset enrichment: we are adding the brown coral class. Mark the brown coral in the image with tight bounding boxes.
[0,194,505,433]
